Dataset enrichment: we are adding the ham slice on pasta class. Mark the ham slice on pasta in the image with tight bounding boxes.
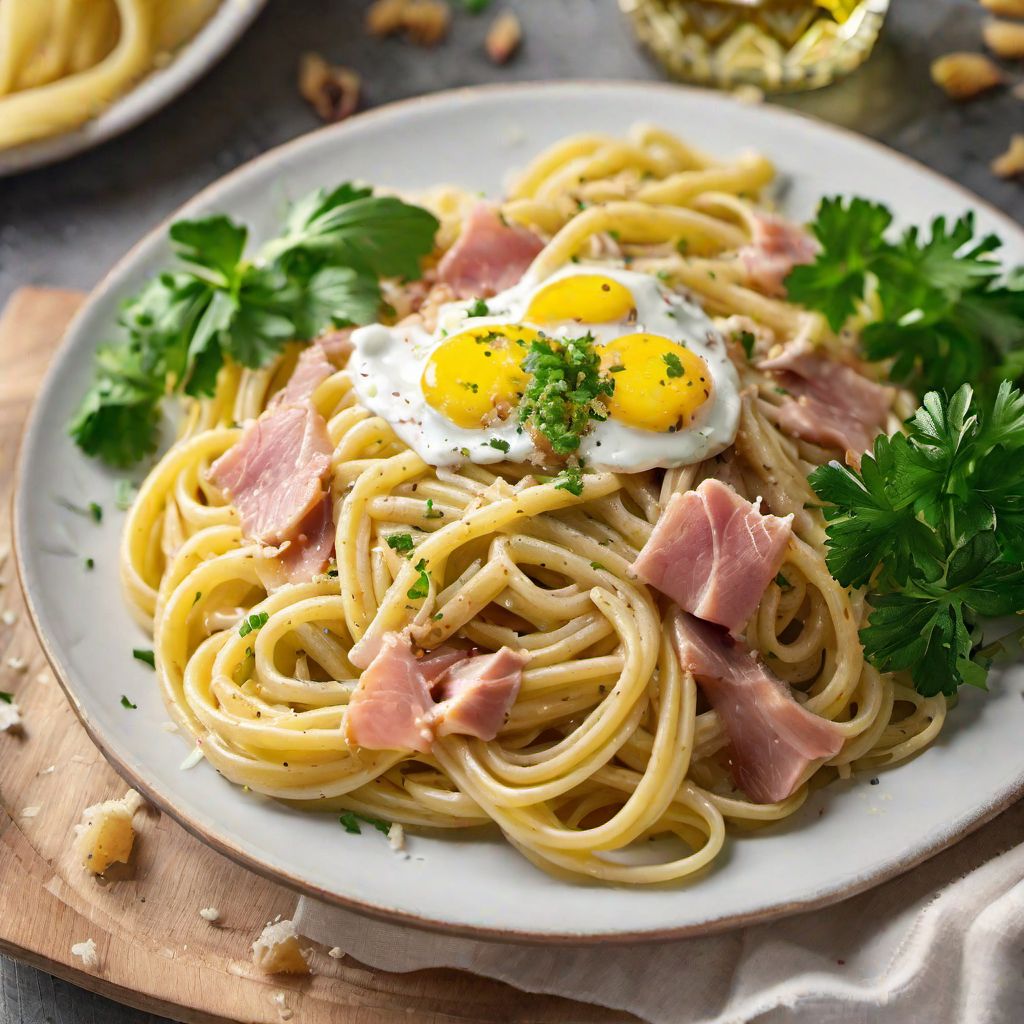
[738,213,817,297]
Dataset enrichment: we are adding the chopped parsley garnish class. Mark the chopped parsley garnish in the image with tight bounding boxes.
[809,381,1024,696]
[0,692,13,704]
[519,333,614,456]
[432,611,444,621]
[120,695,137,710]
[675,238,689,255]
[387,533,415,554]
[238,611,269,638]
[407,559,430,600]
[488,438,511,453]
[339,811,391,835]
[70,187,438,466]
[662,352,685,378]
[466,297,489,317]
[88,502,103,522]
[775,572,790,588]
[786,197,1024,398]
[132,648,155,668]
[192,591,202,606]
[590,561,606,571]
[114,480,138,510]
[84,558,95,570]
[736,330,756,360]
[424,498,443,519]
[552,464,585,497]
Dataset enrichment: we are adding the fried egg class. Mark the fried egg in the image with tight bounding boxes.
[348,266,741,473]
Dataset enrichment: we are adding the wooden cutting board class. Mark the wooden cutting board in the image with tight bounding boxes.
[0,288,629,1024]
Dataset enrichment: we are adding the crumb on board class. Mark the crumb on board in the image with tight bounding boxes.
[70,938,99,970]
[251,919,311,975]
[327,946,344,959]
[298,52,361,123]
[5,655,27,672]
[485,10,522,65]
[931,52,1004,100]
[0,700,23,732]
[1,610,17,626]
[272,991,294,1021]
[199,906,221,923]
[387,821,406,851]
[992,134,1024,177]
[983,19,1024,58]
[20,806,40,819]
[73,789,145,875]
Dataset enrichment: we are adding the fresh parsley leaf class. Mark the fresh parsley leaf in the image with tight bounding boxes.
[662,352,685,378]
[132,648,155,668]
[519,333,614,456]
[0,692,12,704]
[339,811,391,835]
[466,298,489,317]
[84,558,95,570]
[88,502,103,522]
[407,559,430,600]
[239,611,269,637]
[552,464,584,497]
[387,533,414,554]
[488,438,511,453]
[120,695,138,710]
[424,498,443,519]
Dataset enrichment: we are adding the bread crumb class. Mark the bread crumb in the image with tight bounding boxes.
[981,0,1024,15]
[71,938,99,970]
[327,946,344,958]
[20,806,40,819]
[931,52,1004,100]
[199,907,221,923]
[39,765,55,775]
[272,991,294,1021]
[251,919,311,975]
[1,610,16,626]
[298,52,361,123]
[74,789,145,874]
[5,656,27,672]
[984,19,1024,58]
[993,134,1024,177]
[485,10,522,64]
[0,701,23,732]
[387,822,406,851]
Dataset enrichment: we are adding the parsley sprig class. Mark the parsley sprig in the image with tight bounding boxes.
[786,197,1024,398]
[70,186,438,467]
[519,333,614,456]
[809,382,1024,695]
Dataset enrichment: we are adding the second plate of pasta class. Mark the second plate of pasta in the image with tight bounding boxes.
[15,82,1024,940]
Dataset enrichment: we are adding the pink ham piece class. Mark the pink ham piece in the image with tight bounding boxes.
[437,203,544,298]
[272,344,334,407]
[632,479,793,636]
[277,492,335,582]
[760,343,894,460]
[344,633,527,752]
[738,213,817,297]
[671,611,844,803]
[429,647,529,741]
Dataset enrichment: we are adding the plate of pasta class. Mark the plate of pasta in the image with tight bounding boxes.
[14,82,1024,941]
[0,0,266,176]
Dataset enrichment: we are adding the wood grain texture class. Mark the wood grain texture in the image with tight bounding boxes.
[0,289,627,1024]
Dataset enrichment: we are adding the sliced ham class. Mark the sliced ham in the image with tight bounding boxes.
[671,611,844,803]
[632,479,793,636]
[760,343,894,460]
[738,213,817,297]
[315,327,355,362]
[277,492,335,582]
[428,647,528,741]
[436,203,544,298]
[344,632,526,752]
[273,345,335,407]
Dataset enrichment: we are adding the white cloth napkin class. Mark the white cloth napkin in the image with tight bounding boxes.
[295,801,1024,1024]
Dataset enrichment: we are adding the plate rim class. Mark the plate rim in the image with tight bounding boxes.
[13,79,1024,944]
[0,0,268,178]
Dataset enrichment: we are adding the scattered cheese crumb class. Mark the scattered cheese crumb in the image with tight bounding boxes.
[160,720,179,733]
[387,822,406,851]
[732,84,765,105]
[71,938,99,970]
[20,806,40,819]
[5,656,27,672]
[327,946,344,959]
[485,10,522,65]
[272,991,294,1021]
[931,52,1004,100]
[0,701,23,732]
[73,789,145,874]
[251,919,311,975]
[1,610,16,626]
[992,134,1024,178]
[34,671,49,686]
[199,907,221,923]
[39,765,55,775]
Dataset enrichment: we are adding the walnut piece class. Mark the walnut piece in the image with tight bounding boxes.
[981,0,1024,15]
[992,134,1024,177]
[73,789,144,874]
[931,52,1004,100]
[251,919,311,975]
[486,11,522,65]
[403,1,451,46]
[983,19,1024,59]
[298,52,361,123]
[366,0,408,37]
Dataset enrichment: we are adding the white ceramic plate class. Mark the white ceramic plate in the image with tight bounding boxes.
[15,82,1024,942]
[0,0,267,177]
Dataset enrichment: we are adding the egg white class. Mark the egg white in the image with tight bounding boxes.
[348,266,741,473]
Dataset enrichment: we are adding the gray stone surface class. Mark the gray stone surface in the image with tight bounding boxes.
[1,0,1020,1021]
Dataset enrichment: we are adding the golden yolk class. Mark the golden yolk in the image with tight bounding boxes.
[422,325,539,429]
[598,333,712,433]
[526,275,635,324]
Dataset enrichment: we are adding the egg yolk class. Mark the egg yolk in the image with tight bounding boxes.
[422,325,539,429]
[526,274,635,325]
[598,333,713,433]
